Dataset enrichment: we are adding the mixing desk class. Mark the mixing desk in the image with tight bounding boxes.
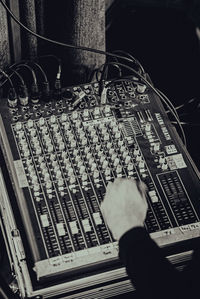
[0,76,200,297]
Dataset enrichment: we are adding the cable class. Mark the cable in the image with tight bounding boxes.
[11,63,37,85]
[10,70,25,86]
[0,0,143,65]
[112,50,145,74]
[30,62,48,82]
[0,69,14,88]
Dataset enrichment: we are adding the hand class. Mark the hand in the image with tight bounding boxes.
[101,178,148,240]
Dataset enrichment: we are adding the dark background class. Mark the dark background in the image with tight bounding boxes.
[106,3,200,170]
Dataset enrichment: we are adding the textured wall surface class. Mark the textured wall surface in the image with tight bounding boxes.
[0,7,10,69]
[63,0,106,84]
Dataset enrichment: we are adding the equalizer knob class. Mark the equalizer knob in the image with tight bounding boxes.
[133,148,140,156]
[72,111,78,120]
[127,162,134,171]
[92,135,98,143]
[94,107,100,116]
[104,105,111,115]
[61,113,67,122]
[82,172,88,181]
[59,142,65,151]
[113,157,120,167]
[83,109,89,119]
[138,160,145,169]
[153,143,160,152]
[116,164,122,174]
[27,119,34,128]
[93,169,99,179]
[102,160,109,169]
[125,155,131,164]
[50,115,56,124]
[104,133,110,141]
[115,131,121,139]
[105,167,111,176]
[136,154,142,162]
[39,117,45,126]
[91,163,97,172]
[81,137,87,146]
[46,181,52,189]
[79,165,86,174]
[70,175,76,184]
[159,156,165,164]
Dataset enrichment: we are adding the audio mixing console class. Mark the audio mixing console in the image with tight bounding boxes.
[0,76,200,297]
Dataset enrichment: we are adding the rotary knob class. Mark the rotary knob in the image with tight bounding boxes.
[39,117,45,126]
[83,109,89,119]
[59,142,65,151]
[82,172,88,181]
[72,111,78,120]
[50,115,56,124]
[70,175,76,184]
[102,160,109,169]
[116,164,122,174]
[104,133,110,141]
[125,155,131,164]
[113,158,120,167]
[93,169,99,179]
[61,113,67,122]
[127,162,134,171]
[105,167,111,176]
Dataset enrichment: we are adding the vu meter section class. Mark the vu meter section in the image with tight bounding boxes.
[1,77,200,281]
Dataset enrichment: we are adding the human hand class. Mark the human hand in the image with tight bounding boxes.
[101,178,148,240]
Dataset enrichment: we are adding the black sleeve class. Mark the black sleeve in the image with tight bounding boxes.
[119,227,188,299]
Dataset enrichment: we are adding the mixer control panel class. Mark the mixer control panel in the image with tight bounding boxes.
[1,77,200,280]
